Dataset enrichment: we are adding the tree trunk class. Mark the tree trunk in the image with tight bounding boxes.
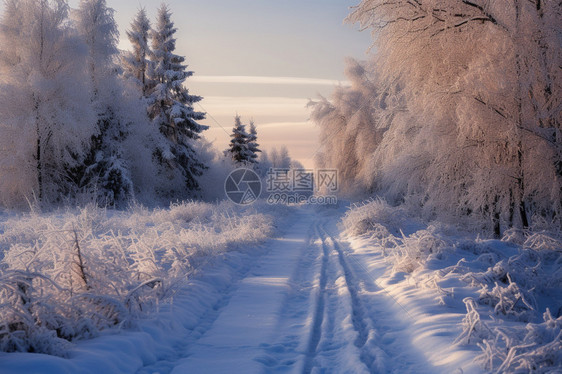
[35,108,43,204]
[508,188,515,227]
[513,0,529,230]
[492,195,501,238]
[37,133,42,203]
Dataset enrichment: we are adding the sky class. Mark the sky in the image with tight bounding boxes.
[47,1,373,167]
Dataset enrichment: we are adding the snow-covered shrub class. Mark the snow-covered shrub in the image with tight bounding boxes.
[0,201,279,354]
[477,310,562,373]
[392,227,450,273]
[0,269,71,355]
[464,245,562,324]
[341,198,409,237]
[503,228,562,252]
[478,276,537,322]
[343,199,452,272]
[455,297,493,345]
[343,200,562,371]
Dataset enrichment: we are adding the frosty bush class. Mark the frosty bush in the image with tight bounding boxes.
[342,199,450,272]
[455,298,493,345]
[341,198,409,237]
[0,201,278,354]
[478,275,538,322]
[477,310,562,373]
[392,227,450,273]
[343,200,562,371]
[0,269,71,355]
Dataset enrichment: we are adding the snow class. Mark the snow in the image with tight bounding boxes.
[345,235,481,373]
[169,211,314,373]
[0,201,560,372]
[341,199,562,372]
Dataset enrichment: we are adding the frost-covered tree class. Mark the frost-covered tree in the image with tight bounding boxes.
[0,0,96,207]
[246,120,261,164]
[75,0,118,94]
[312,0,561,234]
[257,146,295,178]
[226,115,250,164]
[74,0,133,205]
[352,0,560,233]
[310,58,386,197]
[147,4,208,196]
[268,146,292,169]
[122,8,152,96]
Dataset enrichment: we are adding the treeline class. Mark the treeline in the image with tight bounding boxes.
[312,0,561,236]
[0,0,209,208]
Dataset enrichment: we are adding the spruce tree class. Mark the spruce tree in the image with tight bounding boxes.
[227,116,250,164]
[147,4,208,195]
[246,120,261,164]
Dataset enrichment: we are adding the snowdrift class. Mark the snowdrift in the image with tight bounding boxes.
[342,199,562,373]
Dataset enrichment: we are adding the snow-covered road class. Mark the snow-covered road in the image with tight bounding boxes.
[140,206,443,373]
[1,205,480,374]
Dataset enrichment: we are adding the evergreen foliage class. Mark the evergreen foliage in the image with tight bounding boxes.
[147,5,208,196]
[226,116,261,166]
[246,120,261,164]
[0,2,209,207]
[74,0,133,206]
[227,115,250,164]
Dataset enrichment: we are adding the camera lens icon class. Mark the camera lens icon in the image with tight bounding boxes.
[225,168,262,205]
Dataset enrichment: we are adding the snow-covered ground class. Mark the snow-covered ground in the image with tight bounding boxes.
[341,199,562,373]
[0,201,560,373]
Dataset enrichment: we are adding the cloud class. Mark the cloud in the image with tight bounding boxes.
[191,75,350,86]
[257,121,310,129]
[198,96,310,117]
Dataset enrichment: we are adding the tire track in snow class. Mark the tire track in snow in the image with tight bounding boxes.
[255,216,321,372]
[322,221,436,374]
[302,222,330,374]
[298,217,373,373]
[318,224,377,372]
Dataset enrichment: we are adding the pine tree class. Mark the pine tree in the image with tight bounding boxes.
[246,120,261,164]
[147,5,208,196]
[122,8,152,96]
[74,0,133,206]
[227,115,251,164]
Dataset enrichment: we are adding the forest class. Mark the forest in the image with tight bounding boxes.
[312,0,561,236]
[0,0,296,209]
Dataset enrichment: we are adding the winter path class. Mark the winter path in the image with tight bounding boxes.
[0,205,481,374]
[147,206,475,374]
